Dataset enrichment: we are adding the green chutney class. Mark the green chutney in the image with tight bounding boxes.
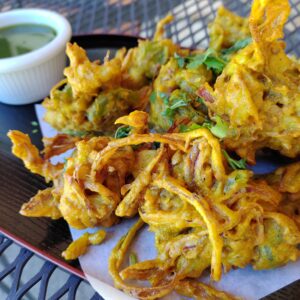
[0,23,56,59]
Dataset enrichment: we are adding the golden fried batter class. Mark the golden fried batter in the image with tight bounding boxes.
[8,110,300,299]
[43,16,178,136]
[7,1,300,298]
[121,15,179,89]
[149,56,212,131]
[62,230,106,260]
[267,162,300,230]
[95,114,300,298]
[209,6,250,51]
[204,0,300,163]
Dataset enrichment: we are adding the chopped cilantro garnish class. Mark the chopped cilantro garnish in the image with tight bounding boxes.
[199,116,229,139]
[162,98,188,121]
[186,48,214,69]
[158,92,169,104]
[162,107,174,119]
[129,252,138,265]
[150,91,169,105]
[221,37,252,56]
[115,126,131,139]
[174,53,185,68]
[174,41,250,75]
[203,56,226,74]
[169,99,188,110]
[32,129,39,134]
[196,97,205,105]
[179,116,229,137]
[179,123,202,132]
[202,119,214,129]
[210,116,229,139]
[186,48,226,74]
[179,124,188,132]
[222,150,247,170]
[31,121,38,126]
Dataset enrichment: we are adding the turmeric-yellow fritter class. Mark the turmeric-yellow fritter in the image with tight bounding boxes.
[7,0,300,299]
[42,16,179,135]
[8,110,300,299]
[204,0,300,163]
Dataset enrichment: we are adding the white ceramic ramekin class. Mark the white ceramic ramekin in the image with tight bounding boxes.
[0,9,72,105]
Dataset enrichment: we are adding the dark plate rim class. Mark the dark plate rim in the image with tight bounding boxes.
[70,33,140,48]
[0,226,85,279]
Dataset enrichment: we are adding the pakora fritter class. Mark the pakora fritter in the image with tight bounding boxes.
[204,0,300,163]
[7,0,300,299]
[8,110,300,299]
[150,0,300,164]
[42,0,300,163]
[43,16,179,136]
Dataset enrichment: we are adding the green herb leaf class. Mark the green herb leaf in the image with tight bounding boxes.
[221,37,252,56]
[179,124,188,132]
[169,99,188,110]
[129,252,138,265]
[31,121,38,126]
[196,97,205,105]
[179,123,202,132]
[174,53,185,68]
[222,150,247,170]
[203,56,226,74]
[202,119,213,129]
[158,92,169,105]
[162,99,188,121]
[115,126,131,139]
[200,116,229,139]
[186,48,226,74]
[186,48,213,69]
[210,116,229,139]
[150,91,157,103]
[162,107,174,120]
[32,129,39,134]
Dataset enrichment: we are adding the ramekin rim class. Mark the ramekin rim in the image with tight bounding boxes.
[0,8,71,73]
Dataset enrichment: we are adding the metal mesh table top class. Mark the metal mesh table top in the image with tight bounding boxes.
[1,0,300,55]
[1,0,300,299]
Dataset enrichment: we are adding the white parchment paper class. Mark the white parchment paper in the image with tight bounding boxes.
[35,105,300,300]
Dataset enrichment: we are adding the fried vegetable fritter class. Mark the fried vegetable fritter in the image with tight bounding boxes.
[8,110,300,299]
[149,56,212,131]
[204,0,300,163]
[43,45,150,135]
[43,16,178,136]
[7,0,300,299]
